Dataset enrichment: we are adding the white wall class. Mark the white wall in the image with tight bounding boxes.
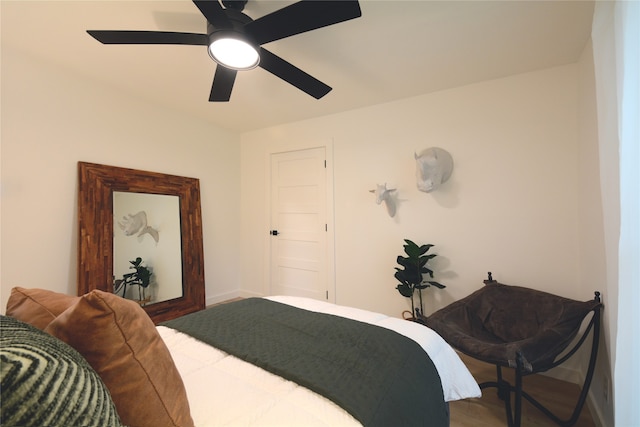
[576,39,614,426]
[241,64,585,315]
[1,47,242,310]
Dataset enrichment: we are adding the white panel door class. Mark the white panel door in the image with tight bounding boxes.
[270,147,327,301]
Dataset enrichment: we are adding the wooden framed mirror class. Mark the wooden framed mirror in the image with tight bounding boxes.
[78,162,205,323]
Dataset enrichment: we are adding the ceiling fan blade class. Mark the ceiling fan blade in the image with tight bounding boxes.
[209,66,238,102]
[87,30,208,45]
[245,0,361,45]
[258,48,331,99]
[193,0,232,30]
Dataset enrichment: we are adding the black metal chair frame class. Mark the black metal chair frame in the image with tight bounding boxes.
[477,291,602,427]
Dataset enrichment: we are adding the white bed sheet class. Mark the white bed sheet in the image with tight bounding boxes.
[158,296,481,427]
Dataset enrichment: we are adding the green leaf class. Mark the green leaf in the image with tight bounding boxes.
[427,281,446,289]
[404,240,424,258]
[421,267,434,278]
[407,270,423,285]
[418,244,434,254]
[396,256,411,268]
[396,283,413,297]
[394,270,409,285]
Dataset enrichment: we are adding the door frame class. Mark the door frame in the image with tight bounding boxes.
[263,139,336,303]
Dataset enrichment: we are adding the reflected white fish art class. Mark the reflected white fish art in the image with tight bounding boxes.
[118,211,159,244]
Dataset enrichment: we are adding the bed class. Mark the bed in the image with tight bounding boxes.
[2,288,480,427]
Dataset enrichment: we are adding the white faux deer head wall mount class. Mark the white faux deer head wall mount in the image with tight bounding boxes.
[369,183,397,217]
[415,147,454,193]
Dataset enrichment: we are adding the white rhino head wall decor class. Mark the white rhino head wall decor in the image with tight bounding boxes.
[415,147,454,193]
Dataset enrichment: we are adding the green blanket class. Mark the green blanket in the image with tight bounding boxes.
[162,298,448,427]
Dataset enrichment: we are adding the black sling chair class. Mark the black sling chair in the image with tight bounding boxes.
[427,273,602,427]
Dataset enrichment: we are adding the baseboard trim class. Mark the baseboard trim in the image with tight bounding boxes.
[539,362,610,427]
[586,390,606,427]
[205,291,241,306]
[541,364,581,384]
[206,290,262,307]
[546,368,607,427]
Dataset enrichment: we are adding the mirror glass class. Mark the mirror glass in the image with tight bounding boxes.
[78,162,205,323]
[113,191,183,306]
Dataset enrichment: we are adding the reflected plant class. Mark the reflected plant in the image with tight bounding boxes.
[114,257,153,302]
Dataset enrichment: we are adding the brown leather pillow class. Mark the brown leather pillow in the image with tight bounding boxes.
[45,290,194,427]
[5,287,79,330]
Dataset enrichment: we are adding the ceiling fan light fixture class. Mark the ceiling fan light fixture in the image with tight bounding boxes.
[208,33,260,71]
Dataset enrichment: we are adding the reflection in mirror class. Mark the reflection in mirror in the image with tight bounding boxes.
[113,192,183,306]
[78,162,205,323]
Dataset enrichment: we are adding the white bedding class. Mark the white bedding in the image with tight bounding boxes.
[158,296,481,427]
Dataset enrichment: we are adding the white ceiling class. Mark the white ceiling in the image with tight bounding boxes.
[1,0,594,133]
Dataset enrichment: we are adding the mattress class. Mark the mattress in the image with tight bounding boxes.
[158,296,481,426]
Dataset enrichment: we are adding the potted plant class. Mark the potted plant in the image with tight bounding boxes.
[394,239,445,322]
[114,257,153,304]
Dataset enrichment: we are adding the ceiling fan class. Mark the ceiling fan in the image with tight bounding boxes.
[87,0,362,102]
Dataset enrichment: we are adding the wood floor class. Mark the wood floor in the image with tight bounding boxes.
[449,354,596,426]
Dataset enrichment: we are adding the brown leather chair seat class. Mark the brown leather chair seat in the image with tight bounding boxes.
[427,274,602,427]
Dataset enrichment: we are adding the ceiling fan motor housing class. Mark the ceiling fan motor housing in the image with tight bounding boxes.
[220,0,248,11]
[206,9,260,69]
